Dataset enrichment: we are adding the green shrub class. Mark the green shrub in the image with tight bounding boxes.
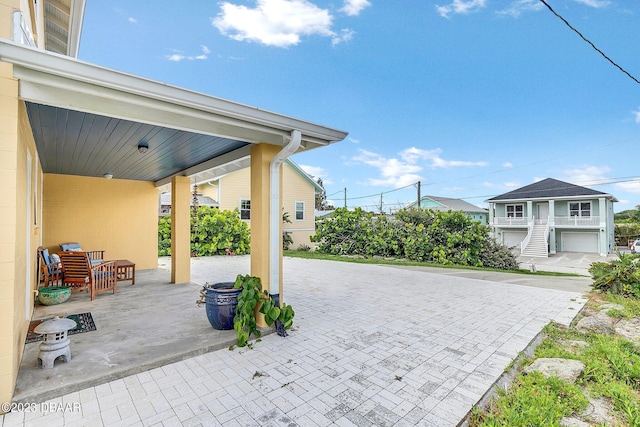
[158,207,251,256]
[311,207,518,270]
[479,238,520,270]
[158,216,172,256]
[589,252,640,298]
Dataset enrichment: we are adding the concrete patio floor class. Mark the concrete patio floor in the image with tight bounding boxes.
[3,256,590,426]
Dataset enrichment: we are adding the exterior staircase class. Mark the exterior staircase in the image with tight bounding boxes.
[521,223,548,257]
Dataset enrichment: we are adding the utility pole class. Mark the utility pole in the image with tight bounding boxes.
[417,181,421,208]
[379,193,383,214]
[344,187,347,208]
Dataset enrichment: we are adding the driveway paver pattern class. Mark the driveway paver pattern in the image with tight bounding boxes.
[2,257,587,426]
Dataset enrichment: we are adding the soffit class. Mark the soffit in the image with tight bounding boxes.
[0,40,348,187]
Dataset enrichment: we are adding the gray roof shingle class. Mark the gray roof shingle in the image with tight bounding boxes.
[486,178,613,202]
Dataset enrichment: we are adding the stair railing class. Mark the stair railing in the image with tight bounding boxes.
[520,216,535,253]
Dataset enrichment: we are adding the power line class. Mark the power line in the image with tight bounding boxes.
[539,0,640,85]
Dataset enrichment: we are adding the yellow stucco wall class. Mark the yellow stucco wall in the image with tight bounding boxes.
[282,165,317,249]
[0,62,38,410]
[43,174,158,270]
[200,163,317,248]
[215,168,251,215]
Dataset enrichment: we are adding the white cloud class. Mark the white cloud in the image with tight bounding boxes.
[436,0,487,18]
[353,147,487,188]
[562,165,611,187]
[298,164,333,185]
[331,28,355,46]
[502,162,513,168]
[298,164,324,178]
[166,53,186,62]
[574,0,611,8]
[213,0,337,47]
[340,0,371,16]
[399,147,488,168]
[497,0,543,18]
[165,46,210,62]
[128,17,138,24]
[633,108,640,123]
[615,180,640,194]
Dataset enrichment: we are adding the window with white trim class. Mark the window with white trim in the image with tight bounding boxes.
[569,202,591,217]
[506,204,524,218]
[240,199,251,220]
[295,201,304,221]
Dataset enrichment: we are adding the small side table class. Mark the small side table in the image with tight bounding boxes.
[115,260,135,285]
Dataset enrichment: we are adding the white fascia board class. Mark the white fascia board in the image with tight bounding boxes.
[66,0,86,57]
[0,40,348,145]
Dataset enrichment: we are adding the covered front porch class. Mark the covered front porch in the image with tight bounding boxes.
[0,38,347,407]
[14,257,253,403]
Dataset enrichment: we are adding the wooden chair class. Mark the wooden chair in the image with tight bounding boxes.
[58,251,117,301]
[37,246,63,287]
[59,242,105,266]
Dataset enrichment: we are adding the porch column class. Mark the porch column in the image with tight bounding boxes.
[527,200,533,222]
[250,143,283,326]
[599,197,607,255]
[171,176,191,284]
[549,200,556,254]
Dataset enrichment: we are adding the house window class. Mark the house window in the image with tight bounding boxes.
[240,199,250,220]
[569,202,591,217]
[295,201,304,221]
[506,204,524,218]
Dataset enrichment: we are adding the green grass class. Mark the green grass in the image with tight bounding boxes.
[471,294,640,427]
[470,371,589,427]
[283,249,581,277]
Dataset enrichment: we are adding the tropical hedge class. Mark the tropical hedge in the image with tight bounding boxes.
[158,206,250,256]
[311,207,518,270]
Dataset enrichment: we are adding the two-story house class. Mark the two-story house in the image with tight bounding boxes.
[486,178,617,256]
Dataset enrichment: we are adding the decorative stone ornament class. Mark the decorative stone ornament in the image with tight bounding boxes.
[33,316,77,369]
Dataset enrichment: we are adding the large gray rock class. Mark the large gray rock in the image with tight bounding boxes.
[598,303,625,313]
[581,397,617,425]
[560,417,590,427]
[615,317,640,344]
[525,358,585,383]
[575,315,614,335]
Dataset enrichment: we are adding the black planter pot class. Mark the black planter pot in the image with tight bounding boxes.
[204,282,241,330]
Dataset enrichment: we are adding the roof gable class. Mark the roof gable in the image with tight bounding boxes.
[410,196,485,213]
[486,178,614,202]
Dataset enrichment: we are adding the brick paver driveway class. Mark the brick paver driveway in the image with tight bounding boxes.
[3,257,586,426]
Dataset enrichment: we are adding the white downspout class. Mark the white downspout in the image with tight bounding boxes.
[269,130,301,297]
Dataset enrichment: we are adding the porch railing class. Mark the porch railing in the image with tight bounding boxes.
[553,216,600,226]
[493,217,528,226]
[520,217,534,252]
[494,215,600,227]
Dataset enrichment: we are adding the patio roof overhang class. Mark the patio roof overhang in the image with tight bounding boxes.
[0,39,348,189]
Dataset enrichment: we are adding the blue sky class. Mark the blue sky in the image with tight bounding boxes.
[79,0,640,212]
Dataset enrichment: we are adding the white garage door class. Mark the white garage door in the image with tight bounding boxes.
[562,232,599,253]
[503,231,527,249]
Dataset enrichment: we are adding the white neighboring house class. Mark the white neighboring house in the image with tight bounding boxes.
[486,178,617,257]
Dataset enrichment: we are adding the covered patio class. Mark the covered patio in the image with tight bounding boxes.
[13,258,252,404]
[0,36,346,407]
[7,256,587,425]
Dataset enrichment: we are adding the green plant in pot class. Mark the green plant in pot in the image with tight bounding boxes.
[233,274,295,347]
